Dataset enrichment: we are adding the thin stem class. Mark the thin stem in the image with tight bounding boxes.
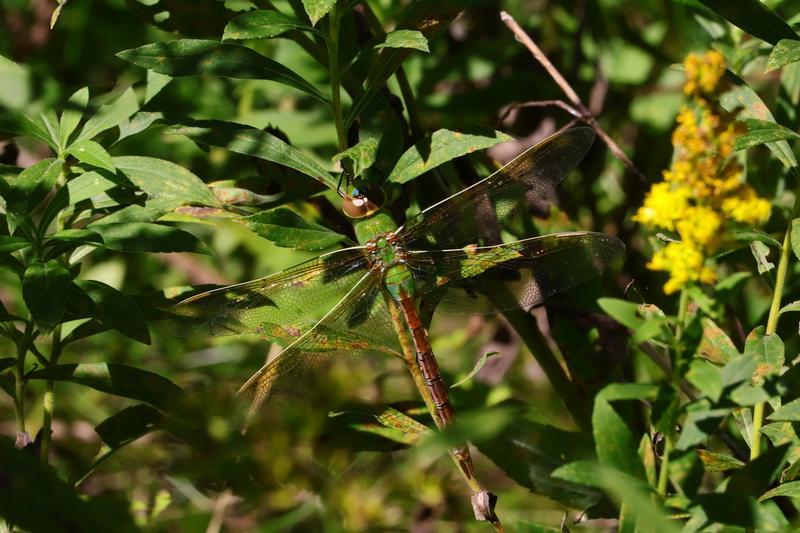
[14,321,34,447]
[327,5,347,153]
[395,67,424,141]
[40,324,62,463]
[499,10,646,182]
[657,432,673,497]
[750,216,793,460]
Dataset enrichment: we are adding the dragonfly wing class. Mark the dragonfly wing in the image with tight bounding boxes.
[397,127,595,249]
[235,271,401,415]
[155,247,370,343]
[407,232,624,315]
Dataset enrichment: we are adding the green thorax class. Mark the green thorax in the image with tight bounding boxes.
[354,212,398,245]
[354,212,415,302]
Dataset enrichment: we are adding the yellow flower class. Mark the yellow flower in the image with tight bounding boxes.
[635,50,772,294]
[647,241,717,294]
[633,182,690,231]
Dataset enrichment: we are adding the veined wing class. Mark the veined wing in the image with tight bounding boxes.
[156,247,370,343]
[235,270,401,415]
[406,232,624,315]
[397,127,595,249]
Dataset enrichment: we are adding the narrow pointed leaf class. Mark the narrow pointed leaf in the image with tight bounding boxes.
[117,40,325,103]
[66,139,115,172]
[5,158,63,215]
[697,0,797,45]
[768,39,800,71]
[697,450,745,472]
[0,235,31,253]
[22,259,72,332]
[59,87,89,149]
[242,208,346,251]
[76,87,139,142]
[75,280,150,344]
[28,363,182,410]
[223,10,313,40]
[735,119,800,151]
[90,222,211,255]
[165,119,337,190]
[111,156,219,208]
[389,128,513,184]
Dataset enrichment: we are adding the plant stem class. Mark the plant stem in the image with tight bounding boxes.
[659,288,690,496]
[40,324,62,463]
[14,321,34,446]
[327,4,347,153]
[751,210,795,460]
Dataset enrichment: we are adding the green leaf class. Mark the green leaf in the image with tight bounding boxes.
[59,86,89,149]
[769,398,800,421]
[75,280,150,344]
[332,138,379,179]
[768,39,800,72]
[0,111,58,148]
[759,480,800,501]
[301,0,335,25]
[745,327,784,380]
[732,228,783,248]
[90,222,211,255]
[22,260,72,332]
[686,359,723,402]
[451,351,499,389]
[66,139,115,172]
[0,235,31,253]
[27,363,182,411]
[375,30,430,52]
[750,240,775,274]
[675,407,729,450]
[477,418,602,509]
[388,128,513,184]
[735,119,800,151]
[65,170,120,205]
[697,0,797,45]
[552,461,679,532]
[144,70,171,105]
[5,158,63,215]
[72,404,165,486]
[593,389,646,478]
[241,208,346,251]
[0,438,137,532]
[164,119,337,190]
[697,449,745,472]
[726,443,791,495]
[223,10,313,40]
[696,317,738,364]
[117,40,326,103]
[345,1,469,127]
[598,297,645,330]
[721,71,797,169]
[109,156,220,212]
[96,404,164,449]
[792,219,800,262]
[76,87,139,142]
[779,300,800,316]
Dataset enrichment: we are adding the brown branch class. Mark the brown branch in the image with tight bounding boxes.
[499,11,648,183]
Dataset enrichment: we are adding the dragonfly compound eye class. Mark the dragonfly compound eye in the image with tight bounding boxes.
[341,186,386,219]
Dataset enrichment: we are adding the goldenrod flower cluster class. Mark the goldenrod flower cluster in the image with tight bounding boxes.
[634,51,772,294]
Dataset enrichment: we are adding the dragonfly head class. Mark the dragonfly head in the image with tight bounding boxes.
[342,184,385,219]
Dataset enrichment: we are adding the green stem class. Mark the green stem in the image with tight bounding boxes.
[395,67,424,141]
[657,435,673,497]
[751,212,794,460]
[659,288,689,495]
[40,324,62,463]
[14,321,34,445]
[327,4,347,153]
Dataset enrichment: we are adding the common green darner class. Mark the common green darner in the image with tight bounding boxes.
[160,126,624,522]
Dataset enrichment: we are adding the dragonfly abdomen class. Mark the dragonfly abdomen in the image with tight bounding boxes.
[397,295,475,476]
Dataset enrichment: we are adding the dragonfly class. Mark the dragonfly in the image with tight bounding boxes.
[159,126,624,485]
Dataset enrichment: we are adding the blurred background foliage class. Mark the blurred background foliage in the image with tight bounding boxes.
[2,0,800,531]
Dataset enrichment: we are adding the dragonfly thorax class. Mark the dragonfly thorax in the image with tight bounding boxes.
[364,232,416,301]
